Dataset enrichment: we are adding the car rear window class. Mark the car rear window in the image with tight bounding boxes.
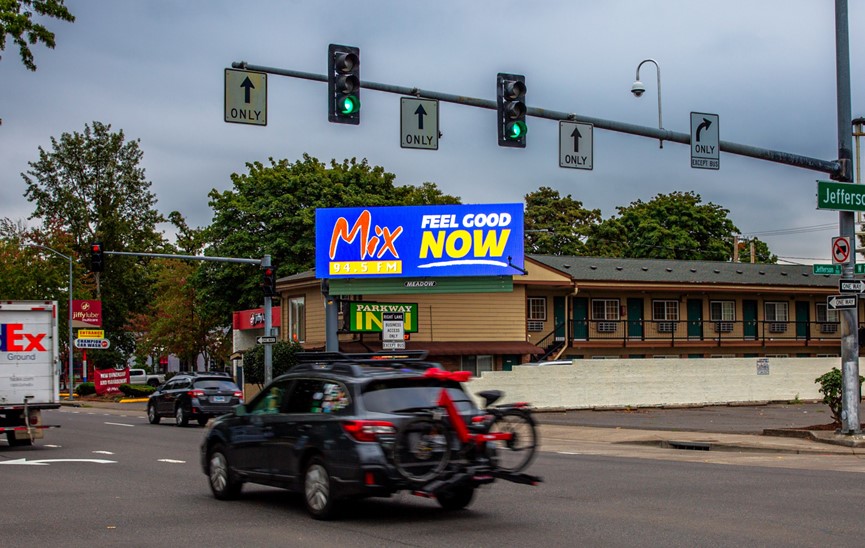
[193,380,239,391]
[361,378,476,413]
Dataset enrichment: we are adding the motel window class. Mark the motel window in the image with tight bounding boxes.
[461,355,493,376]
[527,298,547,321]
[591,299,620,320]
[288,296,305,343]
[710,300,735,333]
[815,303,839,323]
[652,300,679,321]
[764,302,789,322]
[709,301,735,322]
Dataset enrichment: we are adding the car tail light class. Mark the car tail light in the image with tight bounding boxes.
[233,391,243,400]
[341,420,396,442]
[187,389,205,398]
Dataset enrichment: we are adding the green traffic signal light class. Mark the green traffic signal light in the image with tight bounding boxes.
[506,121,527,140]
[339,95,360,115]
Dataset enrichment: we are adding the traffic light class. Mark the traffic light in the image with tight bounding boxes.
[328,44,360,124]
[262,266,276,297]
[90,242,104,272]
[497,73,527,148]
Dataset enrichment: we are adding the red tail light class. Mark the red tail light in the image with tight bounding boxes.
[187,389,205,398]
[233,391,243,399]
[341,420,396,442]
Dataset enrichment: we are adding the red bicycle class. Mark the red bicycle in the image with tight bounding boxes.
[392,368,540,485]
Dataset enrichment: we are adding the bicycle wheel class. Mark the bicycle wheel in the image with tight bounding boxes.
[393,417,452,484]
[488,409,538,474]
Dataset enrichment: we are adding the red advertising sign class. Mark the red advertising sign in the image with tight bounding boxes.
[94,368,129,395]
[72,300,102,328]
[232,307,281,331]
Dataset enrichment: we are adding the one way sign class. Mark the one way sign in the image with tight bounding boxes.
[839,279,865,293]
[828,295,857,310]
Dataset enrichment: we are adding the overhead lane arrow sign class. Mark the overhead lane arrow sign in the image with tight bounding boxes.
[400,97,438,150]
[559,121,592,170]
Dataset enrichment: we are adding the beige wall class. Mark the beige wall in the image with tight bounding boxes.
[467,357,836,410]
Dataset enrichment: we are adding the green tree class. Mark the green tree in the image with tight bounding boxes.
[524,187,601,255]
[736,238,777,264]
[21,121,165,368]
[242,340,304,387]
[201,154,460,321]
[585,191,755,261]
[0,0,74,71]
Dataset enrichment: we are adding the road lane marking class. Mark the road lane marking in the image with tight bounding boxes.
[0,458,116,466]
[104,422,135,427]
[93,451,114,455]
[158,459,186,464]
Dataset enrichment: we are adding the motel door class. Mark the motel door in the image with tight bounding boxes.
[627,298,644,339]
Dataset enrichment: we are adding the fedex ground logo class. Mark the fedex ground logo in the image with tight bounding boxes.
[0,323,48,352]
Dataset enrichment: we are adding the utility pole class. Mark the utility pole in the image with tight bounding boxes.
[834,0,859,434]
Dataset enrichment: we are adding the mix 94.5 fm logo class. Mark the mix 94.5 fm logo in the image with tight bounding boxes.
[315,204,524,279]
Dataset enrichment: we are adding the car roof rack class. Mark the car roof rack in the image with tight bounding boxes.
[291,351,438,376]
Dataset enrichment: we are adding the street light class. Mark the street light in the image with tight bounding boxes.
[631,58,664,148]
[26,244,75,401]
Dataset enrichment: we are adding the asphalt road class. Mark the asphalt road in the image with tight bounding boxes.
[1,405,864,547]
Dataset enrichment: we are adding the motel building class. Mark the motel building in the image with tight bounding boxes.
[273,255,852,375]
[246,204,855,375]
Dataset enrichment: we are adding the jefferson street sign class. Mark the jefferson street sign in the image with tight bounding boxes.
[813,264,865,275]
[827,295,857,310]
[400,98,438,150]
[690,112,719,170]
[817,180,865,212]
[224,68,267,126]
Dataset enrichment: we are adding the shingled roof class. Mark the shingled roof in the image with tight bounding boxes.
[529,255,839,288]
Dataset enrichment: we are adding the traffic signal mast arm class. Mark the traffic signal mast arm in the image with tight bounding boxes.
[102,250,261,265]
[230,60,841,177]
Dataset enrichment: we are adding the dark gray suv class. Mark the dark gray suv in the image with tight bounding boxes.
[148,373,243,427]
[200,352,510,520]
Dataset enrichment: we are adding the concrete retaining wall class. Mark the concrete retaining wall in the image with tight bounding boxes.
[467,357,838,410]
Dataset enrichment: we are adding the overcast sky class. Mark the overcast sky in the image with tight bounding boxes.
[1,0,863,264]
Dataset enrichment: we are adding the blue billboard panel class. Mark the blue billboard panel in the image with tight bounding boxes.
[315,204,524,278]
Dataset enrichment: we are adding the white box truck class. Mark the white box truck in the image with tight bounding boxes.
[0,300,62,446]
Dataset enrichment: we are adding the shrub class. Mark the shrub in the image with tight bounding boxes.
[815,367,865,425]
[74,382,96,396]
[118,384,155,398]
[243,340,304,386]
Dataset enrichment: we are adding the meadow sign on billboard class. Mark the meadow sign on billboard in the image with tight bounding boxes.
[315,204,524,278]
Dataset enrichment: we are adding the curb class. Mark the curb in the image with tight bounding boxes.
[764,428,865,448]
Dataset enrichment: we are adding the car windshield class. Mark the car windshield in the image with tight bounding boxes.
[193,380,238,391]
[361,378,476,413]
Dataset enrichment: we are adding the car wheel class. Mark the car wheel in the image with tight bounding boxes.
[304,456,339,520]
[147,379,160,387]
[147,403,160,424]
[207,444,242,500]
[175,405,189,427]
[197,417,209,426]
[436,485,475,511]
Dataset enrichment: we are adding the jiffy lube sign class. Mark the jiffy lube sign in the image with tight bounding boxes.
[315,204,524,278]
